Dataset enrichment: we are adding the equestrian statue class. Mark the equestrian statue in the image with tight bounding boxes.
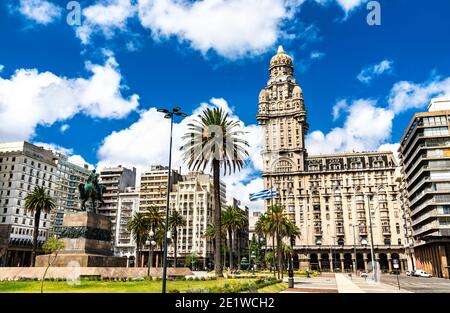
[78,169,105,214]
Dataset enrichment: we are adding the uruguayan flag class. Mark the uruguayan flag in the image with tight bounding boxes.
[249,188,278,201]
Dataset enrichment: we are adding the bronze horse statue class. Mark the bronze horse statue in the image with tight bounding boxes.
[78,182,105,214]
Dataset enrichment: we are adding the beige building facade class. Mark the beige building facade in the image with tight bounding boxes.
[256,46,407,272]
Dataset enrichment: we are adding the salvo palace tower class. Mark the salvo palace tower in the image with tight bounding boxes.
[256,46,407,273]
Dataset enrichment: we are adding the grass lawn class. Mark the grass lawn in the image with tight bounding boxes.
[0,278,268,293]
[254,282,287,293]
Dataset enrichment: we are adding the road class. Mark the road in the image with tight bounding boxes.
[381,275,450,293]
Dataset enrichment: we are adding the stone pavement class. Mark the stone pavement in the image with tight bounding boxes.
[281,274,338,293]
[280,273,412,293]
[335,273,411,293]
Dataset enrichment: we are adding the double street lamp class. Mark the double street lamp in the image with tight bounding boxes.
[366,192,378,282]
[157,106,188,294]
[146,230,156,277]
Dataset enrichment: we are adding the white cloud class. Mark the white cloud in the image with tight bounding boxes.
[17,0,62,25]
[307,73,450,156]
[357,59,393,84]
[137,0,301,59]
[313,0,368,14]
[332,99,348,120]
[310,51,325,60]
[334,0,368,14]
[97,97,264,210]
[76,0,137,44]
[378,142,400,161]
[306,99,394,155]
[0,53,139,141]
[68,155,95,169]
[0,65,4,72]
[388,76,450,114]
[60,124,70,133]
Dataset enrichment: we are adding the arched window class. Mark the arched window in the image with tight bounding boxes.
[274,160,292,173]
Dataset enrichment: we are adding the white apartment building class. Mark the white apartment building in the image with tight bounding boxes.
[168,171,226,268]
[114,187,140,266]
[0,142,57,266]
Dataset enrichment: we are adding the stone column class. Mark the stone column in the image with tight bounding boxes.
[340,253,345,272]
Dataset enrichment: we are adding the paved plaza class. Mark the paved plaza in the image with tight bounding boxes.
[281,273,450,293]
[381,275,450,293]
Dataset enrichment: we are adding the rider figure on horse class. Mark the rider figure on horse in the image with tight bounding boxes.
[87,170,101,198]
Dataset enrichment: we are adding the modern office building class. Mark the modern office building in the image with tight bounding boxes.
[168,171,226,268]
[114,186,140,266]
[0,142,57,266]
[398,98,450,278]
[99,166,136,244]
[51,152,90,236]
[256,46,406,272]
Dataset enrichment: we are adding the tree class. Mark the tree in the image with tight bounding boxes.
[233,208,248,270]
[181,107,249,277]
[255,214,270,269]
[266,205,301,278]
[185,252,198,270]
[222,206,248,271]
[40,237,64,293]
[169,210,186,267]
[24,186,56,266]
[145,206,165,232]
[127,212,149,267]
[203,223,226,269]
[221,206,237,272]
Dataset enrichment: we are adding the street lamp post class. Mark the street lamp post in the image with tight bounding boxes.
[146,230,156,277]
[351,224,358,274]
[157,106,188,293]
[366,193,378,282]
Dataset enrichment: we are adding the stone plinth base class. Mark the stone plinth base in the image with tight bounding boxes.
[35,254,127,267]
[0,267,193,280]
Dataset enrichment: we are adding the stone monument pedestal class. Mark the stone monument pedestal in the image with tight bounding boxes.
[36,212,127,267]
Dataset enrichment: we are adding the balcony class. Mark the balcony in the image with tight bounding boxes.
[413,221,440,237]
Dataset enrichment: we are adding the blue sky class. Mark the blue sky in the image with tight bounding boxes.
[1,0,449,209]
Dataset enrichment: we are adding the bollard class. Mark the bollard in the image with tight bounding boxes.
[288,268,294,288]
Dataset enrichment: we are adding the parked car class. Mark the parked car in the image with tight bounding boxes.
[412,270,432,278]
[360,271,368,278]
[405,270,413,276]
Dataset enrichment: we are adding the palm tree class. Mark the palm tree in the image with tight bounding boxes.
[145,207,165,232]
[169,210,186,267]
[255,214,270,269]
[181,107,249,277]
[24,186,56,267]
[221,206,237,272]
[203,223,226,270]
[267,205,286,279]
[145,207,165,267]
[127,212,149,267]
[267,205,300,278]
[234,208,248,270]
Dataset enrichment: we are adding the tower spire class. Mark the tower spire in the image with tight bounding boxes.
[277,45,284,54]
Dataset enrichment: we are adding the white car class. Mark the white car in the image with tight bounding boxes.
[413,270,432,278]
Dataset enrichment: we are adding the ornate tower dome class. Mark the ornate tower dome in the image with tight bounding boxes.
[269,45,294,71]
